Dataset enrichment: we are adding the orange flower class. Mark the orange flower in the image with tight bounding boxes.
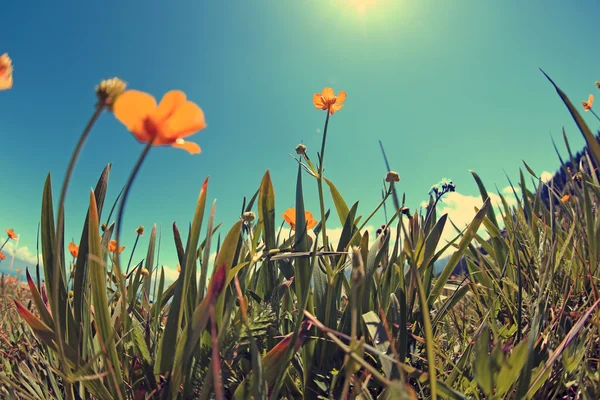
[140,268,149,276]
[582,94,594,111]
[68,242,79,258]
[0,252,5,260]
[108,240,125,254]
[0,53,13,90]
[313,87,346,115]
[561,194,571,203]
[282,208,318,231]
[6,228,17,240]
[113,90,206,154]
[15,269,21,274]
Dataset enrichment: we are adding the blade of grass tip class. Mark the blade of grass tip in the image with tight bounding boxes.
[470,171,499,228]
[88,190,123,397]
[258,170,277,299]
[198,200,217,303]
[541,69,600,167]
[103,187,124,230]
[36,222,41,289]
[213,221,243,328]
[143,224,157,307]
[152,225,161,304]
[73,163,111,343]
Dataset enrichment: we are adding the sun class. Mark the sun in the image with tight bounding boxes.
[346,0,377,15]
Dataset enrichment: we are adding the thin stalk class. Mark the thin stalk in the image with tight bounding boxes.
[114,137,155,343]
[52,103,105,400]
[317,107,333,275]
[591,109,600,123]
[125,233,141,275]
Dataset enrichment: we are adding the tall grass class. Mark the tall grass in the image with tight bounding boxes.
[1,73,599,400]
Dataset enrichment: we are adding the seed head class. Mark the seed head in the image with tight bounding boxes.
[95,77,127,110]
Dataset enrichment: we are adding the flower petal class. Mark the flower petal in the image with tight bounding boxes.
[163,101,207,139]
[172,139,201,154]
[589,94,595,104]
[322,88,335,103]
[330,104,344,114]
[313,93,325,108]
[113,90,157,141]
[336,91,347,104]
[0,71,12,90]
[155,90,187,124]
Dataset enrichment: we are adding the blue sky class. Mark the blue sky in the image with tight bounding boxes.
[1,0,600,281]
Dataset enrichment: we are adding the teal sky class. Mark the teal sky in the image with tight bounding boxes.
[1,0,599,280]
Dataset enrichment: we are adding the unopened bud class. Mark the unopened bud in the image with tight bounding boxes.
[385,171,400,183]
[242,211,256,223]
[350,246,365,287]
[295,144,307,155]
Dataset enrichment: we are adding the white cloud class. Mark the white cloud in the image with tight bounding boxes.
[501,185,521,195]
[429,190,518,257]
[540,171,554,183]
[1,238,41,266]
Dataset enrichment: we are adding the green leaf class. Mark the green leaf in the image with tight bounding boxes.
[159,177,209,374]
[73,163,111,342]
[257,170,277,299]
[324,177,350,226]
[473,326,493,396]
[470,170,499,229]
[496,339,529,397]
[428,198,490,306]
[87,189,123,397]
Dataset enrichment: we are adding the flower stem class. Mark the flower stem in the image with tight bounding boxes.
[591,109,600,123]
[115,138,155,263]
[317,108,332,274]
[113,137,155,342]
[52,103,105,400]
[0,237,9,252]
[125,234,141,275]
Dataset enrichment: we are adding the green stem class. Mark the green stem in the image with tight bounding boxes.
[125,234,140,275]
[591,109,600,123]
[317,107,332,273]
[0,237,9,252]
[52,103,105,400]
[114,137,155,347]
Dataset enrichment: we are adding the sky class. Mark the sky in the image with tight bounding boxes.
[1,0,600,284]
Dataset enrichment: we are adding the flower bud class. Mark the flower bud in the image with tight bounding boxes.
[385,171,400,183]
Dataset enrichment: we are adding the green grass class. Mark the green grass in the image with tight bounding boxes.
[1,74,600,399]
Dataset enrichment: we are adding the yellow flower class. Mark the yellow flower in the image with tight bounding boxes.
[68,242,79,258]
[561,194,571,203]
[582,94,594,111]
[0,54,13,90]
[313,87,346,115]
[282,208,318,231]
[113,90,206,154]
[108,240,125,254]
